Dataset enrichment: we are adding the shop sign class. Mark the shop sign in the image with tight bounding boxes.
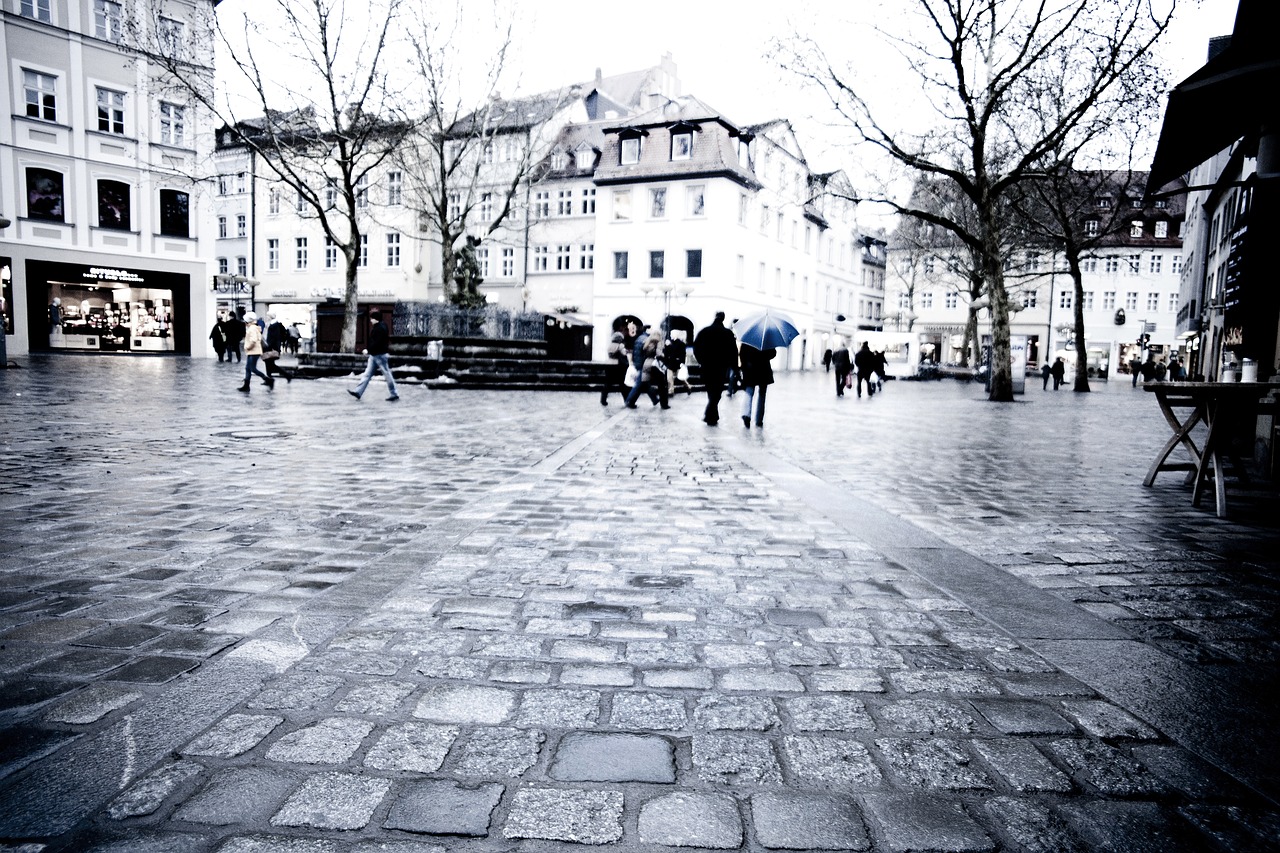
[311,286,396,298]
[85,267,145,284]
[270,289,297,298]
[213,276,252,295]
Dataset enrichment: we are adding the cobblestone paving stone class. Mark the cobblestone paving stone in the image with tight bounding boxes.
[1,357,1278,851]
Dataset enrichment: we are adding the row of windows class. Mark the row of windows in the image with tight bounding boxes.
[21,69,188,146]
[22,168,189,236]
[617,129,696,166]
[264,234,403,271]
[530,188,596,219]
[899,290,1179,313]
[610,249,702,280]
[19,0,187,51]
[265,173,403,215]
[612,186,704,220]
[924,253,1183,277]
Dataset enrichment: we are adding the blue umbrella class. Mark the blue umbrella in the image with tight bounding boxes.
[733,309,801,350]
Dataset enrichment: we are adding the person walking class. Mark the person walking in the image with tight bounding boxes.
[822,347,833,373]
[264,313,293,383]
[624,331,670,409]
[692,312,738,426]
[225,309,245,363]
[853,341,876,398]
[664,329,691,396]
[599,328,631,405]
[348,309,399,401]
[286,323,302,355]
[738,343,775,428]
[209,317,228,363]
[1050,356,1066,390]
[1041,361,1052,390]
[831,337,852,397]
[237,311,273,392]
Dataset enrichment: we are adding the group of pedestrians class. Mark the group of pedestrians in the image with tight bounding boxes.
[209,306,297,393]
[828,339,885,398]
[599,311,776,428]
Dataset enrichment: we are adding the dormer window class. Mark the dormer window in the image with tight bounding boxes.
[620,136,641,165]
[575,148,594,170]
[1096,196,1112,209]
[551,151,567,170]
[1085,218,1099,236]
[671,131,693,161]
[1130,220,1144,238]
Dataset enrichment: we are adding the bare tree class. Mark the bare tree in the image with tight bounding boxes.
[396,5,575,307]
[140,0,418,352]
[781,0,1175,400]
[1010,37,1166,391]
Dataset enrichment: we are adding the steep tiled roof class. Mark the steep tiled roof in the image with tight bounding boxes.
[591,96,758,189]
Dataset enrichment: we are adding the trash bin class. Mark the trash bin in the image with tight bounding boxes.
[426,339,443,360]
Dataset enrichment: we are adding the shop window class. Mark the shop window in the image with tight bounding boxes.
[159,189,189,237]
[26,168,64,222]
[97,180,131,230]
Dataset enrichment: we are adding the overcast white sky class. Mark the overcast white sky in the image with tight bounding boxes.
[217,0,1241,223]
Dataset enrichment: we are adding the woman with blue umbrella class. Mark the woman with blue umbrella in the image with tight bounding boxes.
[732,309,799,428]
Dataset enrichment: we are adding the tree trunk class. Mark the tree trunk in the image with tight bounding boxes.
[1068,255,1091,392]
[982,229,1014,401]
[341,246,360,353]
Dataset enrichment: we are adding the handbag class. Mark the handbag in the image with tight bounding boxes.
[263,349,281,360]
[624,365,638,386]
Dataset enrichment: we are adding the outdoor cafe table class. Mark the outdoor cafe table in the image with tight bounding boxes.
[1143,381,1276,517]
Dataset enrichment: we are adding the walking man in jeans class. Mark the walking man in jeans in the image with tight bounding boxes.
[348,309,399,401]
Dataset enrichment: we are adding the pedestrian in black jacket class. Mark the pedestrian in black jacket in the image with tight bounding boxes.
[853,342,876,398]
[264,313,293,382]
[738,343,775,428]
[692,312,739,425]
[347,310,399,401]
[832,338,851,397]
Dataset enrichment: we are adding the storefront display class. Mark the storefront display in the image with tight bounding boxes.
[26,260,190,355]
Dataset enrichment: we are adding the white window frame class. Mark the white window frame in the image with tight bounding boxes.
[532,190,549,219]
[671,130,694,160]
[480,192,493,222]
[325,237,338,269]
[579,244,594,271]
[581,188,596,214]
[533,245,549,272]
[501,247,514,277]
[1126,291,1139,310]
[237,257,247,276]
[268,188,280,216]
[358,234,368,268]
[650,187,667,218]
[217,257,228,275]
[23,69,57,122]
[688,185,705,217]
[1130,220,1144,238]
[267,239,279,271]
[236,214,246,238]
[1149,254,1163,274]
[217,216,227,238]
[613,190,631,221]
[94,0,123,42]
[158,102,185,147]
[96,87,125,134]
[620,136,641,165]
[386,232,401,267]
[613,251,628,280]
[158,16,187,58]
[1154,221,1168,239]
[21,0,51,22]
[556,244,572,271]
[1103,291,1116,310]
[557,189,574,216]
[387,170,402,206]
[295,237,309,270]
[355,175,369,209]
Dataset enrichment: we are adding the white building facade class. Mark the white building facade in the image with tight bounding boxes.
[886,178,1186,380]
[1,0,217,359]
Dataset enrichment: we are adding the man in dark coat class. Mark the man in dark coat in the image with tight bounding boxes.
[225,309,245,363]
[264,313,294,382]
[832,339,852,397]
[692,312,738,426]
[853,341,877,398]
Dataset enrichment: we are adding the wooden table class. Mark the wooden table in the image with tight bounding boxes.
[1143,382,1275,517]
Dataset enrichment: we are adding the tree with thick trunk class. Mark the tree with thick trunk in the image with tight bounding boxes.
[779,0,1176,400]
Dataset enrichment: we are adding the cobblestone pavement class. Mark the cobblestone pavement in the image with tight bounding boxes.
[1,355,1278,852]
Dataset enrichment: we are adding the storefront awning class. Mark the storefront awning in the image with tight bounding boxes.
[1147,0,1280,194]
